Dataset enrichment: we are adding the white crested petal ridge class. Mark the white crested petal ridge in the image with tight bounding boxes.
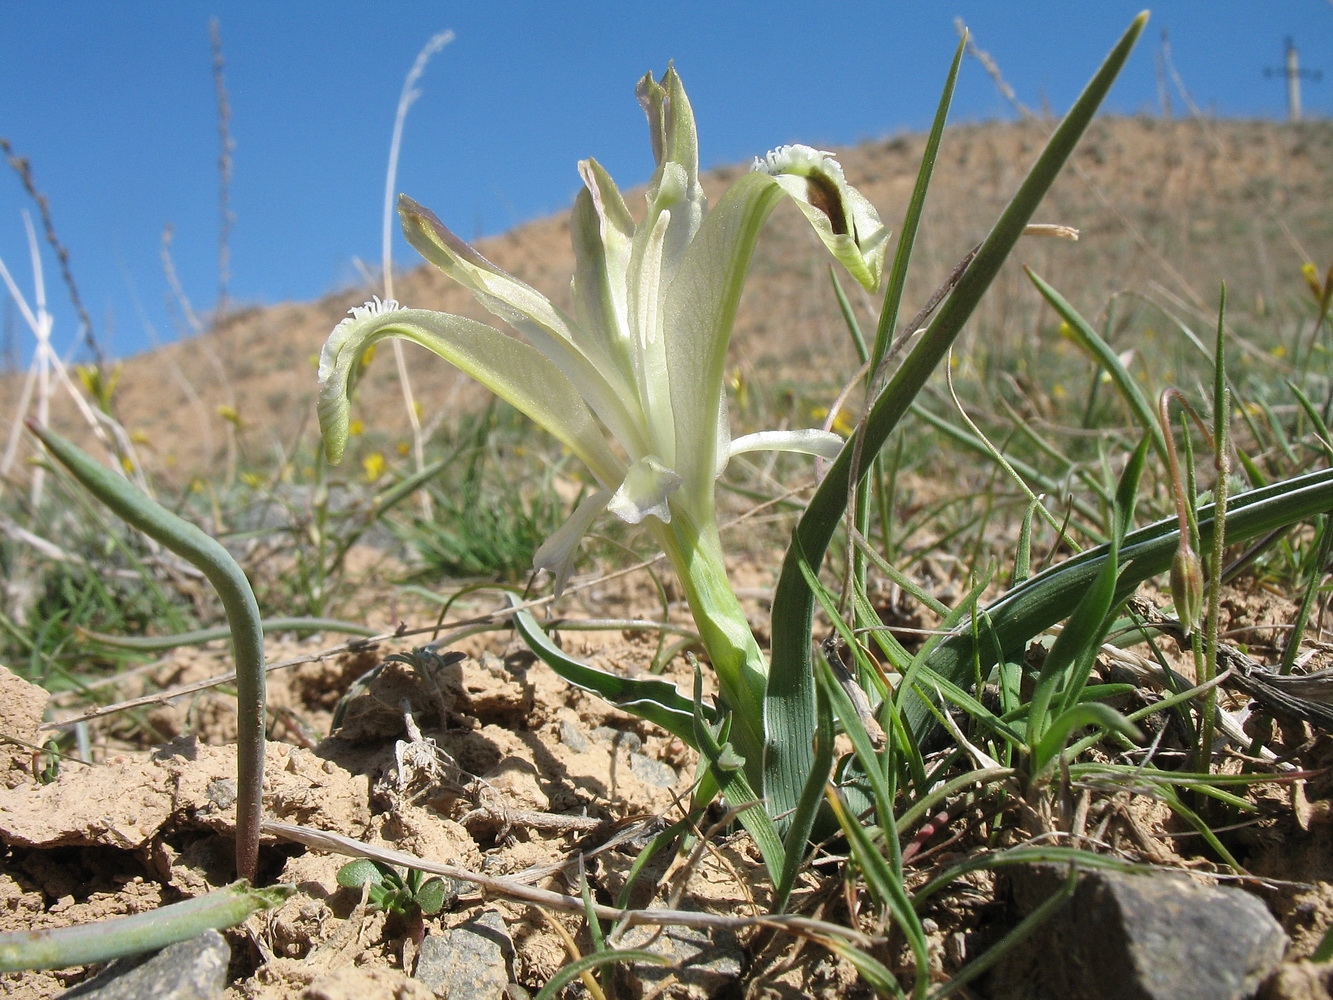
[318,303,623,490]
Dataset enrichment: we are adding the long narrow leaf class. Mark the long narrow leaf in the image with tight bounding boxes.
[906,468,1333,739]
[0,881,291,973]
[512,606,707,743]
[766,14,1149,831]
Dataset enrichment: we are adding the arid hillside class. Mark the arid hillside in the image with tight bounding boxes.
[6,115,1331,480]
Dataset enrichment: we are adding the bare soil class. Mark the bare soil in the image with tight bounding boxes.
[0,567,1330,998]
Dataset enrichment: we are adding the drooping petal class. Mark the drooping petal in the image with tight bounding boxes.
[318,302,624,490]
[606,455,683,525]
[398,196,646,456]
[752,144,889,292]
[662,156,887,512]
[728,428,845,461]
[533,488,613,597]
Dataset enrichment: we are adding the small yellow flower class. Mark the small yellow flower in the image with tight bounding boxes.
[396,441,411,456]
[362,451,386,483]
[1057,320,1076,343]
[218,404,242,427]
[1052,383,1067,400]
[130,429,151,446]
[1302,262,1323,302]
[119,455,134,474]
[811,405,855,437]
[728,366,749,410]
[241,472,263,488]
[348,419,365,437]
[1270,344,1287,359]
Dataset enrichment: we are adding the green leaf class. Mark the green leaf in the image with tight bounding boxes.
[414,877,449,916]
[910,467,1333,740]
[1030,702,1144,778]
[512,605,708,744]
[31,423,267,884]
[336,858,385,890]
[0,882,293,973]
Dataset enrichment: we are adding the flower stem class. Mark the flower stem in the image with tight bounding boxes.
[657,511,767,772]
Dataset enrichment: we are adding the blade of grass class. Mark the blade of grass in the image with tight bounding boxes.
[1027,267,1166,463]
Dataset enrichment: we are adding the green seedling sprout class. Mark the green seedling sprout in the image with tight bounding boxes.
[336,859,453,919]
[27,421,267,884]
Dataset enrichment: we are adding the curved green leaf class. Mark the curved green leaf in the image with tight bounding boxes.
[512,606,708,743]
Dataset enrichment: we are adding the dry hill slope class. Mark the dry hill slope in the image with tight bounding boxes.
[6,116,1331,480]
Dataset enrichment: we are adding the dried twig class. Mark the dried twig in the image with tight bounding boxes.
[263,820,883,947]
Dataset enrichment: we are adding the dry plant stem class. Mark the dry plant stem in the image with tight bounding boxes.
[0,136,100,368]
[27,423,266,884]
[263,821,880,947]
[382,30,455,520]
[210,16,233,316]
[1158,386,1216,768]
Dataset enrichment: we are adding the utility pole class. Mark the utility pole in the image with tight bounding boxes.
[1156,30,1172,118]
[1265,37,1322,122]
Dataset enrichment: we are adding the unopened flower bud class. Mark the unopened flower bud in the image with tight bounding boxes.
[1170,541,1205,637]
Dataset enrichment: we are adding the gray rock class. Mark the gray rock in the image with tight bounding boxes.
[558,720,591,752]
[60,929,229,1000]
[414,910,513,1000]
[628,752,678,789]
[989,863,1288,1000]
[591,727,642,753]
[614,923,744,999]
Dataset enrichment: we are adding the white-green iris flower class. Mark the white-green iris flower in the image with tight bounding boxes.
[318,67,887,598]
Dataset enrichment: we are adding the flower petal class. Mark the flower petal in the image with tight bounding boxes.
[606,455,683,525]
[399,196,646,455]
[752,144,889,292]
[661,171,785,509]
[662,154,886,510]
[728,428,845,461]
[318,302,623,490]
[533,488,613,597]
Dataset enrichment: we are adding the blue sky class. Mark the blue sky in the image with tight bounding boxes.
[1,2,1329,365]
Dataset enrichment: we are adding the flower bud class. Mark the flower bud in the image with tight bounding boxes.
[1170,540,1205,637]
